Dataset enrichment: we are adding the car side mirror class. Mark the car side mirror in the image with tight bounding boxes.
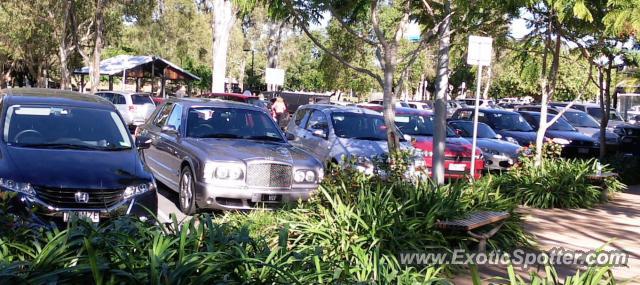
[136,135,152,150]
[311,129,328,139]
[403,134,413,142]
[161,125,178,135]
[495,134,503,139]
[285,132,296,141]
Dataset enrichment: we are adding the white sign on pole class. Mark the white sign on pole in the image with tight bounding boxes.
[467,35,493,180]
[467,36,493,66]
[265,68,285,86]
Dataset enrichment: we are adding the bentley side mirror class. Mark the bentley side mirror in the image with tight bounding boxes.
[311,129,328,139]
[136,135,152,150]
[161,125,178,135]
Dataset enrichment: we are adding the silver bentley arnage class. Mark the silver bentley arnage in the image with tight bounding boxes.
[136,98,323,214]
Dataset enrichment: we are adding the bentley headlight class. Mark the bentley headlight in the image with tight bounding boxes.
[294,170,316,183]
[124,182,155,199]
[209,165,244,181]
[0,178,35,196]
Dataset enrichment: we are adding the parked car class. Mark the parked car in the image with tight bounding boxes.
[514,105,620,150]
[201,92,269,110]
[366,100,411,108]
[136,98,323,213]
[457,99,496,108]
[286,104,425,176]
[0,88,157,224]
[448,121,521,171]
[407,101,431,110]
[95,91,156,130]
[359,105,484,179]
[553,102,640,154]
[517,111,599,158]
[451,108,538,146]
[627,105,640,117]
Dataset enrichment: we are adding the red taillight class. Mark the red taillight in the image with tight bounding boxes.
[129,105,136,111]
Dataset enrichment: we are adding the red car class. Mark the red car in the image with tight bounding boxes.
[359,105,484,179]
[201,92,268,109]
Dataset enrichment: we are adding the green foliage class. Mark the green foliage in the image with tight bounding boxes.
[483,262,616,284]
[601,153,640,185]
[489,157,626,209]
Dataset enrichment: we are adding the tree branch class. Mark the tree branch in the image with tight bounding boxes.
[370,1,388,51]
[327,6,378,46]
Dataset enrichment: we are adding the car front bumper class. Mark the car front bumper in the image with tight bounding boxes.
[5,190,158,224]
[194,181,318,210]
[483,154,517,171]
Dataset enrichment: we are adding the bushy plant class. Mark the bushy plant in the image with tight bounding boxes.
[491,157,626,209]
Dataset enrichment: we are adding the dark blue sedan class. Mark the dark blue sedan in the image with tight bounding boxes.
[450,108,538,146]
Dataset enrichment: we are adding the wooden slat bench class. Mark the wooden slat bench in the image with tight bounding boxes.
[586,172,618,202]
[436,211,510,252]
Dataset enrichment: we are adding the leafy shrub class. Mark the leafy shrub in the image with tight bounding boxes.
[492,157,626,209]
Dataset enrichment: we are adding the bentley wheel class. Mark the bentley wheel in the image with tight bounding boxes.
[179,167,196,215]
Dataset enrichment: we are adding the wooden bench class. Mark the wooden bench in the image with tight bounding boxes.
[436,211,510,252]
[586,172,618,202]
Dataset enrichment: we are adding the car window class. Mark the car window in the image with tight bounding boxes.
[132,95,154,105]
[166,104,183,128]
[4,105,132,150]
[97,93,114,102]
[154,103,174,127]
[293,108,310,127]
[487,113,533,131]
[331,112,387,141]
[449,121,497,139]
[114,94,126,105]
[306,110,328,131]
[455,110,474,120]
[408,103,417,108]
[185,107,284,142]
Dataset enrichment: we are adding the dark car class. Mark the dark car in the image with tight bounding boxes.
[517,111,599,158]
[0,88,157,224]
[136,98,323,213]
[451,108,538,146]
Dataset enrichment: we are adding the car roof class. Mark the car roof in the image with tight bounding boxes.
[165,97,264,111]
[201,92,258,99]
[457,107,519,115]
[360,105,434,116]
[0,88,113,110]
[300,104,382,115]
[96,90,152,96]
[517,104,583,113]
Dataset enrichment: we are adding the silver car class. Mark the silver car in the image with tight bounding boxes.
[96,91,156,129]
[137,99,323,213]
[448,121,521,171]
[286,104,424,175]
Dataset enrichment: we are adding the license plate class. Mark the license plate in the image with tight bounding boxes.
[578,148,589,154]
[448,163,466,171]
[63,211,100,223]
[261,194,282,202]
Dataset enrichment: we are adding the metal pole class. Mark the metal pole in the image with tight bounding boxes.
[470,65,483,179]
[251,50,255,91]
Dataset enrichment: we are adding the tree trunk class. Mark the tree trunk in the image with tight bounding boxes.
[90,0,105,94]
[382,63,398,157]
[599,61,613,161]
[267,21,285,91]
[432,0,452,185]
[210,0,236,93]
[58,0,72,90]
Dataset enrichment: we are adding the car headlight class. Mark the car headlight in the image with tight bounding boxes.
[481,147,500,156]
[0,178,35,196]
[505,136,519,144]
[552,138,571,145]
[209,165,244,181]
[123,182,155,199]
[294,170,316,183]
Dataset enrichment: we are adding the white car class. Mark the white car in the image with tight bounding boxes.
[367,99,411,108]
[407,101,431,110]
[627,105,640,117]
[95,91,156,129]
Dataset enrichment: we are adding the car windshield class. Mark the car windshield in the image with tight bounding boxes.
[4,105,132,150]
[563,111,600,128]
[449,122,497,139]
[132,95,154,105]
[395,114,456,137]
[528,114,576,131]
[186,107,284,142]
[331,112,388,141]
[587,108,623,121]
[486,113,533,132]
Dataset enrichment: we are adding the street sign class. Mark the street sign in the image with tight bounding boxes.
[467,36,493,66]
[265,68,285,86]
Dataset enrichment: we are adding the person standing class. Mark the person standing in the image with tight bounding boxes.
[271,97,288,128]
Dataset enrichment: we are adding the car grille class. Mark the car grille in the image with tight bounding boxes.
[246,164,292,188]
[569,140,594,147]
[444,155,472,162]
[34,187,125,209]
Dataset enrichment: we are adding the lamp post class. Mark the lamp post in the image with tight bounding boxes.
[243,41,255,91]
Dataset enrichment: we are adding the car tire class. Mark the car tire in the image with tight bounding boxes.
[178,166,197,215]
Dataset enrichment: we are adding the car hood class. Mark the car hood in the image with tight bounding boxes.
[544,130,596,142]
[184,138,312,164]
[411,136,477,156]
[335,138,413,158]
[5,147,146,189]
[475,139,521,156]
[574,127,619,141]
[495,130,537,146]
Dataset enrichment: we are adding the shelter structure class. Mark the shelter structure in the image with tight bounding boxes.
[73,55,200,97]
